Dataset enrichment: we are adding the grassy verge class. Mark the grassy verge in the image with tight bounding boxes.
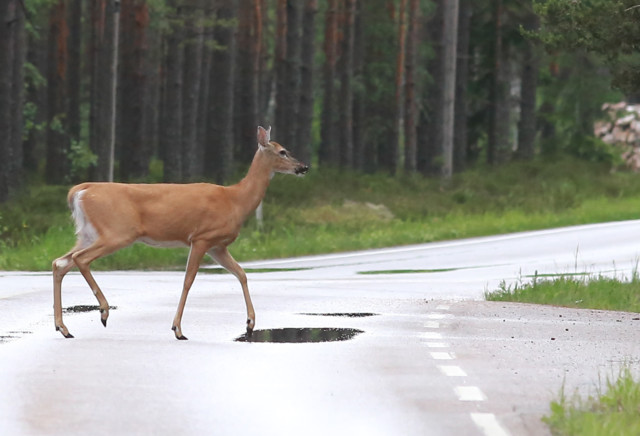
[485,273,640,312]
[486,275,640,435]
[4,156,640,270]
[544,369,640,436]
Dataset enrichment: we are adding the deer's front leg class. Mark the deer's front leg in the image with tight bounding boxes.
[172,242,208,340]
[209,247,255,333]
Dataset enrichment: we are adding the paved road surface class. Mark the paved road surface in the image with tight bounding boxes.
[2,220,640,435]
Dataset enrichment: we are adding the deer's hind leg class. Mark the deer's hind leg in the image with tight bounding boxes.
[70,236,135,331]
[53,243,81,338]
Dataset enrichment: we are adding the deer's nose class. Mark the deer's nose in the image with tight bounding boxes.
[295,164,310,175]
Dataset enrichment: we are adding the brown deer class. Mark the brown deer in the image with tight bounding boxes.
[52,126,309,340]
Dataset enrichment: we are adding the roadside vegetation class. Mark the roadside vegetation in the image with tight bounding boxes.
[3,156,640,271]
[486,270,640,435]
[543,368,640,436]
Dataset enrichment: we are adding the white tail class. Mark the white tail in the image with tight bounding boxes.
[52,126,309,340]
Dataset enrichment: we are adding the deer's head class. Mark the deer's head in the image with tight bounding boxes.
[257,126,309,176]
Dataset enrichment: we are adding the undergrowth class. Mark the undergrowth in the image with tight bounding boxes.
[3,156,640,270]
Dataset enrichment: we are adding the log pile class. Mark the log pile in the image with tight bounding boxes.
[595,102,640,171]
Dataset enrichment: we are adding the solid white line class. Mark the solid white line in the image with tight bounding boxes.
[430,352,455,360]
[425,342,449,348]
[438,365,467,377]
[455,386,486,401]
[424,321,440,328]
[421,332,443,340]
[470,413,510,436]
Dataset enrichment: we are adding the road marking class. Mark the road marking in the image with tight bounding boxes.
[438,365,467,377]
[435,304,450,311]
[470,413,510,436]
[455,386,486,401]
[425,342,449,348]
[424,321,440,328]
[426,313,451,320]
[421,332,443,340]
[430,351,455,360]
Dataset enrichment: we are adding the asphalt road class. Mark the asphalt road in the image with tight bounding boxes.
[2,220,640,435]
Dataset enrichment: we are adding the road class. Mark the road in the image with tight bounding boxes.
[2,220,640,435]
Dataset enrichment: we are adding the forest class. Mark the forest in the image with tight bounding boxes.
[0,0,638,203]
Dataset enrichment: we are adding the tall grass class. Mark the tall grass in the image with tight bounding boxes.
[544,368,640,436]
[485,272,640,313]
[3,157,640,271]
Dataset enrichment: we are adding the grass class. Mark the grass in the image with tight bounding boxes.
[485,273,640,312]
[4,157,640,270]
[544,369,640,436]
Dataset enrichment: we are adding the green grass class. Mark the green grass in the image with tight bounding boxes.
[485,273,640,312]
[544,369,640,436]
[4,156,640,271]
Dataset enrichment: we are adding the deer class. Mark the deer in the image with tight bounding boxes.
[52,126,309,340]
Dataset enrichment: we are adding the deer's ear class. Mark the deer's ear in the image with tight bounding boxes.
[257,126,271,148]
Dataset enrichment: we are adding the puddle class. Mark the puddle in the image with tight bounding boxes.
[301,312,378,318]
[235,328,363,343]
[0,331,32,344]
[63,305,117,313]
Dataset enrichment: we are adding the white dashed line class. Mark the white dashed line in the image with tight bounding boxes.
[455,386,486,402]
[438,365,467,377]
[430,351,455,360]
[435,304,450,311]
[470,413,510,436]
[421,332,443,340]
[426,313,451,320]
[424,321,440,328]
[425,342,449,348]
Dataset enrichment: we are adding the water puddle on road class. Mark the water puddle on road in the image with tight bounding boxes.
[63,305,117,313]
[300,312,378,318]
[0,331,32,344]
[235,327,363,343]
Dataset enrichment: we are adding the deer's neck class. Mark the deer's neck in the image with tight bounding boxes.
[232,149,273,219]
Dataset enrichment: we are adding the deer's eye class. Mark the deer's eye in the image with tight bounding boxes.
[279,150,288,157]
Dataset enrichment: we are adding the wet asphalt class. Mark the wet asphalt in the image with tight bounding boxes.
[2,220,640,435]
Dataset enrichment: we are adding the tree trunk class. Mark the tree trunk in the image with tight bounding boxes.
[517,10,539,160]
[352,0,365,170]
[441,0,459,181]
[9,0,25,192]
[89,0,119,182]
[120,0,149,181]
[206,0,237,183]
[196,1,213,164]
[68,0,82,147]
[453,0,470,172]
[24,31,48,172]
[319,0,338,167]
[161,1,183,182]
[273,0,288,146]
[0,0,16,201]
[403,0,419,172]
[234,0,258,164]
[418,0,444,176]
[296,0,317,165]
[390,0,407,175]
[46,0,70,184]
[339,0,356,168]
[181,0,204,180]
[488,0,510,165]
